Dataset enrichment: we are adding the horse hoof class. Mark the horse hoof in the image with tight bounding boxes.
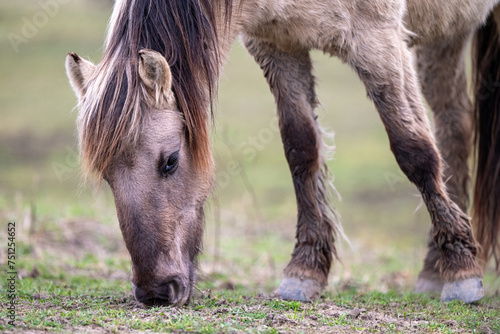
[276,277,323,302]
[414,278,443,295]
[440,278,484,303]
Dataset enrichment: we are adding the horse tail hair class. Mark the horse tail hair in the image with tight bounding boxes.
[472,12,500,272]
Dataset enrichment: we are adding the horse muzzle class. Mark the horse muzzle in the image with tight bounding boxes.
[132,276,191,306]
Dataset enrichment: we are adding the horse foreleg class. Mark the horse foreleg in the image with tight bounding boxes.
[243,36,341,301]
[413,35,473,295]
[345,28,483,303]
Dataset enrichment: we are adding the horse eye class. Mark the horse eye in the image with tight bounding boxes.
[161,152,179,176]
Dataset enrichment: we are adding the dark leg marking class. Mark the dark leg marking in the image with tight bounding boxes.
[244,36,341,301]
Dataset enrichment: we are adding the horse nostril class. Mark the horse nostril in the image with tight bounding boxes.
[158,276,185,305]
[132,282,149,303]
[132,277,187,306]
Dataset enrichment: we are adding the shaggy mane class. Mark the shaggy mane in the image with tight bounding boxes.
[78,0,233,180]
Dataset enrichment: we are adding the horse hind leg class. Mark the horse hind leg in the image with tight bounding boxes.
[344,25,483,302]
[413,35,473,295]
[243,36,342,301]
[415,36,472,212]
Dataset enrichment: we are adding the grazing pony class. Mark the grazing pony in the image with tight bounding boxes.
[66,0,500,305]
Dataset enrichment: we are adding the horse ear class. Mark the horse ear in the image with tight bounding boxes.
[65,53,96,100]
[138,49,173,103]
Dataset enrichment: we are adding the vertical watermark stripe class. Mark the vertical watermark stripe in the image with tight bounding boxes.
[6,221,17,326]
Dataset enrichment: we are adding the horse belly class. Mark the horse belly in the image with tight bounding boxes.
[405,0,500,43]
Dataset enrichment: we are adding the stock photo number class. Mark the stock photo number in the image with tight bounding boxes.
[6,221,17,326]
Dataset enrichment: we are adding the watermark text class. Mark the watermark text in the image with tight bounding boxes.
[6,221,17,326]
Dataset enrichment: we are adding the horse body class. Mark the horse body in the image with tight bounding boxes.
[405,0,499,43]
[66,0,500,306]
[230,0,500,52]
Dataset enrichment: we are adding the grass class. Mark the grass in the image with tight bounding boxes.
[0,204,498,333]
[1,260,499,333]
[0,1,499,333]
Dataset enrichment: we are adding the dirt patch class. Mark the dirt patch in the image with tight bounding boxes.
[4,293,497,333]
[2,216,498,334]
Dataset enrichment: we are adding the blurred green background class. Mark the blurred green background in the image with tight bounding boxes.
[0,0,497,295]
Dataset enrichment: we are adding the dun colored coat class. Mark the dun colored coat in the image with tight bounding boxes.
[66,0,500,305]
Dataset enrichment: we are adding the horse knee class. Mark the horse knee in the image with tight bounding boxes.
[391,137,441,190]
[281,119,320,176]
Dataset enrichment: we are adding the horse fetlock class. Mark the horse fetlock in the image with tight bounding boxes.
[276,277,324,302]
[438,248,483,282]
[440,278,484,303]
[428,199,482,281]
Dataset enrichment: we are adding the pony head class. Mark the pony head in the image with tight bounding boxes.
[66,49,213,306]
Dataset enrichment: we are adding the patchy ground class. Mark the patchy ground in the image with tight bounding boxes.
[1,215,499,333]
[2,287,500,333]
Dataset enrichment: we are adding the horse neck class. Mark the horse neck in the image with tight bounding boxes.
[214,0,272,71]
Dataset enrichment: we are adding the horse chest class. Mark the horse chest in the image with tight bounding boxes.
[239,0,413,56]
[247,19,347,52]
